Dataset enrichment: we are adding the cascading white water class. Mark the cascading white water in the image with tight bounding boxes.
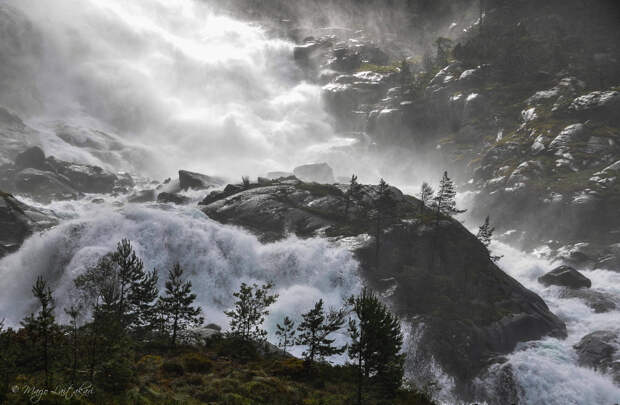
[0,200,361,345]
[1,1,619,403]
[478,241,620,405]
[0,0,351,178]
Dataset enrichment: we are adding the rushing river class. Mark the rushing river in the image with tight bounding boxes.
[0,0,619,404]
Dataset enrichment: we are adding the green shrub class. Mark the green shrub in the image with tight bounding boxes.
[181,352,213,374]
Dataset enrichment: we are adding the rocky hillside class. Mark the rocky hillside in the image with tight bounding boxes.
[199,176,566,388]
[285,0,620,271]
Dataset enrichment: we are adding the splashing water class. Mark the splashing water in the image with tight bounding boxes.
[0,201,361,346]
[0,0,348,178]
[480,241,620,405]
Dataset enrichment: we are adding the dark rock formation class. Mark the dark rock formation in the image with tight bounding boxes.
[0,146,122,201]
[157,192,190,205]
[178,170,224,190]
[14,168,79,201]
[292,163,335,183]
[574,331,620,384]
[538,265,592,289]
[201,178,566,383]
[0,191,57,258]
[14,146,46,170]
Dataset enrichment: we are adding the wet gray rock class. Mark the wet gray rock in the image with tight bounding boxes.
[46,157,117,194]
[14,146,46,170]
[0,191,57,258]
[574,331,620,384]
[548,123,589,154]
[178,170,224,190]
[157,192,189,205]
[293,162,335,183]
[14,168,79,201]
[201,179,566,382]
[569,90,620,114]
[538,265,592,289]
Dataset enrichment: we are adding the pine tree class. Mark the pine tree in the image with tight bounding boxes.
[128,268,159,337]
[477,216,503,262]
[418,182,434,215]
[74,253,117,381]
[225,282,278,342]
[348,288,404,403]
[343,174,360,218]
[158,263,203,347]
[296,299,345,364]
[433,171,465,221]
[477,216,494,247]
[112,239,145,327]
[21,276,56,389]
[275,316,296,353]
[64,303,83,385]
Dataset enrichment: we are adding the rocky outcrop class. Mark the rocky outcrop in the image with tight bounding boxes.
[201,178,566,383]
[538,265,592,289]
[0,191,57,258]
[0,147,123,202]
[157,192,190,205]
[178,170,225,190]
[574,331,620,385]
[292,163,335,183]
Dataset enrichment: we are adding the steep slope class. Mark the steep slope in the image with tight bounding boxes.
[200,177,566,384]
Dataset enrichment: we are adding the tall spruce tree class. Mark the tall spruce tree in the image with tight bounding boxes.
[158,263,203,347]
[225,282,278,342]
[433,171,465,221]
[21,276,56,389]
[112,239,145,327]
[275,316,296,353]
[296,299,346,364]
[128,268,159,337]
[348,288,404,403]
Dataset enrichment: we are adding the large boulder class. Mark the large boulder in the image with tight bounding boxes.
[201,179,566,383]
[178,170,224,190]
[573,331,620,384]
[538,265,592,289]
[293,163,335,184]
[14,146,46,170]
[14,168,79,201]
[46,157,117,194]
[0,191,57,257]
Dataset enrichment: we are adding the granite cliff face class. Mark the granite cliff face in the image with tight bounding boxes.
[200,177,566,383]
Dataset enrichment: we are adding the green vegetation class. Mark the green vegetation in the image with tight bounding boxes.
[356,62,400,74]
[0,239,436,405]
